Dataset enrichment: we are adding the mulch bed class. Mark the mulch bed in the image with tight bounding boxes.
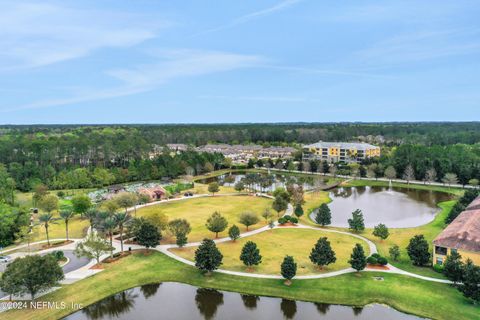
[102,251,132,263]
[367,264,390,270]
[41,240,73,249]
[277,222,297,227]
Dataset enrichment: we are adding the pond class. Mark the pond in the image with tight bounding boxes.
[197,171,331,192]
[64,282,422,320]
[310,186,452,228]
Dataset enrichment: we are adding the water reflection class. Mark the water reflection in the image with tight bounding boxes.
[195,288,224,320]
[311,186,451,228]
[64,282,423,320]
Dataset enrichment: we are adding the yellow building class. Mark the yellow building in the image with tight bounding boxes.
[302,141,380,163]
[433,196,480,266]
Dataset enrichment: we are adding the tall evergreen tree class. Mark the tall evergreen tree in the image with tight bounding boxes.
[309,237,336,269]
[240,241,262,268]
[443,251,464,284]
[315,204,331,226]
[460,259,480,303]
[372,223,389,240]
[195,239,223,275]
[349,244,367,272]
[281,255,297,285]
[228,225,240,241]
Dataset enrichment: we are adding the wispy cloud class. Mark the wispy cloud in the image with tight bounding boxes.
[356,28,480,66]
[2,49,264,112]
[0,2,167,70]
[197,0,303,34]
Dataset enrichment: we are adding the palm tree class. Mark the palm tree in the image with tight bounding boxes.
[101,216,118,258]
[114,212,132,252]
[38,213,56,246]
[59,210,75,240]
[84,208,99,230]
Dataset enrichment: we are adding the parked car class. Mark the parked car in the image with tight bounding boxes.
[183,192,194,197]
[0,256,12,263]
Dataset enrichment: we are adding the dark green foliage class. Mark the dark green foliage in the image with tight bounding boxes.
[50,250,65,261]
[309,237,336,268]
[315,204,331,226]
[272,196,288,217]
[443,251,464,283]
[136,221,161,250]
[278,215,297,224]
[0,202,29,247]
[0,255,64,299]
[367,253,388,266]
[208,182,220,195]
[406,235,431,266]
[238,212,259,231]
[446,189,480,224]
[348,209,365,233]
[195,239,223,273]
[240,241,262,267]
[294,204,304,217]
[460,259,480,303]
[372,223,389,240]
[228,225,240,241]
[349,243,367,271]
[280,255,297,281]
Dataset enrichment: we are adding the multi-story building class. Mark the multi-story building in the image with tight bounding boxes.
[302,141,380,163]
[433,196,480,266]
[196,144,296,162]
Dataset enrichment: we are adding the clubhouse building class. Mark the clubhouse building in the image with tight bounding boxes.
[433,196,480,266]
[302,141,380,163]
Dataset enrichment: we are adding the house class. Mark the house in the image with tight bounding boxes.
[302,141,380,163]
[137,185,167,201]
[433,197,480,266]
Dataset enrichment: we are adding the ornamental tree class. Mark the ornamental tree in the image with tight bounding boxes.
[406,234,430,266]
[309,237,336,269]
[195,239,223,275]
[238,212,259,231]
[294,204,304,218]
[136,221,161,251]
[272,196,288,217]
[372,223,389,240]
[206,211,228,238]
[388,244,400,261]
[443,251,464,284]
[240,241,262,268]
[228,225,240,241]
[71,194,92,216]
[348,209,365,233]
[349,243,367,272]
[461,259,480,303]
[208,182,220,196]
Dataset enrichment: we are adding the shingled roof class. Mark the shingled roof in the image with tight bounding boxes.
[466,196,480,211]
[433,208,480,253]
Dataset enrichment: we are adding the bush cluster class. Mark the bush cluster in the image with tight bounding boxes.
[278,215,298,225]
[366,253,388,266]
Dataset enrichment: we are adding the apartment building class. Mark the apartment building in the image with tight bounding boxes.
[302,141,380,163]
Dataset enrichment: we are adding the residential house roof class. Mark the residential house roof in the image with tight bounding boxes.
[433,208,480,253]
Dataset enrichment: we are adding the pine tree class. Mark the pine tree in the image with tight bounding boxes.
[349,243,367,272]
[281,255,297,284]
[195,239,223,275]
[228,225,240,241]
[315,204,331,226]
[406,235,430,266]
[240,241,262,268]
[443,251,464,283]
[309,237,336,269]
[348,209,365,232]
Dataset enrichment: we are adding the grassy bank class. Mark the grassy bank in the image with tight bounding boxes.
[2,251,477,320]
[171,228,367,275]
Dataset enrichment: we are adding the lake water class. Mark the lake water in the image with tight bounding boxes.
[63,282,422,320]
[197,172,330,192]
[310,186,452,228]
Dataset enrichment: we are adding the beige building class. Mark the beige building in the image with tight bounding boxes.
[303,141,380,163]
[433,196,480,266]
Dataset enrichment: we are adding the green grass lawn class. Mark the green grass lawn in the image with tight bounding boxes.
[2,251,477,320]
[171,228,368,275]
[136,195,273,243]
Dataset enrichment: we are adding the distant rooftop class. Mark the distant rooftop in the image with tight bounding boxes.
[304,141,379,150]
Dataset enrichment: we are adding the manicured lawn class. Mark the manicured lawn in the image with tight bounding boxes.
[2,251,477,320]
[171,228,368,275]
[187,182,235,195]
[136,195,272,243]
[300,191,331,226]
[32,213,90,243]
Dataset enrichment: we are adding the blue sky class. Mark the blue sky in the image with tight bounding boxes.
[1,0,479,124]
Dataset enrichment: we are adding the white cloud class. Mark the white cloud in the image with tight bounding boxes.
[198,0,303,34]
[0,2,166,70]
[2,49,264,112]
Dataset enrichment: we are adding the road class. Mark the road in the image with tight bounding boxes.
[0,250,90,299]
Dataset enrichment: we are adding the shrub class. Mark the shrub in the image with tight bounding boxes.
[377,256,388,265]
[366,256,378,264]
[57,191,65,198]
[278,217,287,224]
[51,250,64,261]
[433,264,444,273]
[289,217,298,224]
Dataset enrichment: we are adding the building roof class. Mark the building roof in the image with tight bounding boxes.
[303,141,379,150]
[466,195,480,211]
[433,208,480,253]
